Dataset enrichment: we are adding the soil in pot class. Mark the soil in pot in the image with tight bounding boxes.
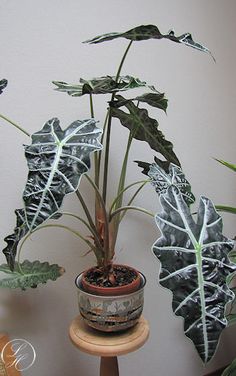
[82,264,141,296]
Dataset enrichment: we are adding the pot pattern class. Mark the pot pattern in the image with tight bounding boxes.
[75,272,146,332]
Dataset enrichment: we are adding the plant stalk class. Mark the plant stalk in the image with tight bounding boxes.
[102,40,133,204]
[110,205,154,221]
[0,113,30,137]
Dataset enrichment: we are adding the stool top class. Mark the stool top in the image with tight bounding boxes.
[69,315,149,357]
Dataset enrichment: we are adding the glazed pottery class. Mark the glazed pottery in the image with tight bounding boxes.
[75,271,146,332]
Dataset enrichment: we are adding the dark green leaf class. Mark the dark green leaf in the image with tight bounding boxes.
[0,260,64,289]
[53,76,157,97]
[110,92,168,112]
[0,79,8,95]
[135,157,170,176]
[84,25,162,43]
[134,160,152,176]
[111,95,180,166]
[148,163,195,205]
[153,186,236,363]
[84,24,214,59]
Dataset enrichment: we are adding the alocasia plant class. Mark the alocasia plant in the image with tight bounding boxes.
[1,25,232,363]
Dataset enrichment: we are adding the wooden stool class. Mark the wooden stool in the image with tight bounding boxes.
[69,315,149,376]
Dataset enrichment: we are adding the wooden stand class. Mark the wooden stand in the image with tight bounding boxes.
[69,316,149,376]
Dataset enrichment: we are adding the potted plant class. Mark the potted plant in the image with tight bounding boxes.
[0,25,235,364]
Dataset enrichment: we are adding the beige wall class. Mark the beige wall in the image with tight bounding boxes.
[0,1,236,375]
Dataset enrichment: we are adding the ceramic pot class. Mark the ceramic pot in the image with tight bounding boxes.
[75,271,146,332]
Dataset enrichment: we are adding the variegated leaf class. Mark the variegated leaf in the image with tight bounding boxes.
[148,163,195,205]
[153,186,236,363]
[23,118,102,230]
[0,260,64,289]
[53,75,157,97]
[2,117,102,269]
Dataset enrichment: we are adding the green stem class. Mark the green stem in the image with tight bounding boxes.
[114,132,133,210]
[89,94,95,118]
[110,205,154,221]
[89,94,100,189]
[0,113,30,137]
[17,223,103,271]
[110,132,134,248]
[102,40,133,204]
[61,211,103,253]
[97,111,109,186]
[109,180,148,215]
[119,181,148,222]
[75,190,99,244]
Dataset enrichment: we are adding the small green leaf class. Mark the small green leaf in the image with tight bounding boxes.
[84,24,214,59]
[0,260,65,289]
[0,79,8,95]
[53,76,157,97]
[111,95,180,166]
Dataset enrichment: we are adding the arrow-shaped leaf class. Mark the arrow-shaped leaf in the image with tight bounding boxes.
[153,186,236,363]
[53,75,157,97]
[2,117,102,269]
[23,117,102,230]
[0,79,8,95]
[111,95,180,166]
[84,24,214,59]
[0,260,64,289]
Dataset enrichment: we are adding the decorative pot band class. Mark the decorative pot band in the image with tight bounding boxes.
[75,271,146,332]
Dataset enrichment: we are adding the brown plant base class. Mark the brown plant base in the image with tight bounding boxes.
[82,264,141,296]
[85,265,137,287]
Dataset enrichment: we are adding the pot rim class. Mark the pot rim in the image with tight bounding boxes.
[75,269,146,299]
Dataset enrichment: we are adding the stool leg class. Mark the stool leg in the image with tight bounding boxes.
[100,356,119,376]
